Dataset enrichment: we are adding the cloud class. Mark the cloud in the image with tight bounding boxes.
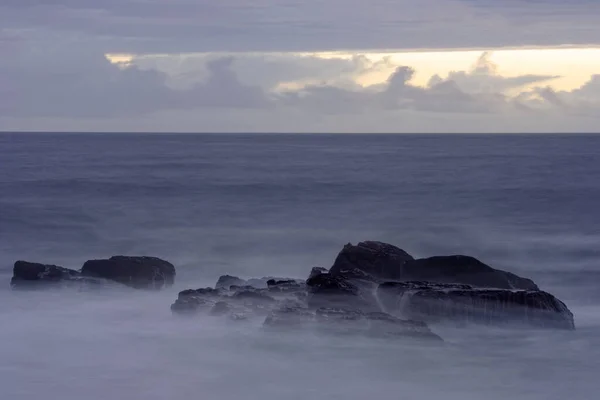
[2,0,600,54]
[0,49,268,118]
[1,45,599,132]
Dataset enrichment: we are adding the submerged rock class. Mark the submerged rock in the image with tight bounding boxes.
[81,256,175,289]
[377,281,574,330]
[314,307,443,341]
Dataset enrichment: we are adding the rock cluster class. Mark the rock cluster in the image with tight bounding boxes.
[170,241,576,338]
[10,241,575,338]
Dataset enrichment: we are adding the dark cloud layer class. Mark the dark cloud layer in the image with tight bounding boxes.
[2,0,600,53]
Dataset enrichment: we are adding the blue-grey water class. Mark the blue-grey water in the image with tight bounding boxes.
[1,133,599,399]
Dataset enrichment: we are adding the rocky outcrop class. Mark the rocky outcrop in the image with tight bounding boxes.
[377,281,574,329]
[81,256,175,289]
[330,242,538,290]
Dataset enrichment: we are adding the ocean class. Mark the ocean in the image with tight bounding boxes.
[1,132,599,399]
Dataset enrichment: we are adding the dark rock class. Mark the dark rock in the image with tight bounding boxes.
[170,287,222,314]
[331,242,538,290]
[308,267,328,279]
[215,275,246,289]
[81,256,175,289]
[306,273,371,310]
[377,282,575,330]
[11,261,79,285]
[10,261,103,288]
[330,241,414,281]
[232,289,276,304]
[402,255,539,290]
[267,279,305,293]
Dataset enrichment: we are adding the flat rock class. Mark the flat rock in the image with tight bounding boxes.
[81,256,175,289]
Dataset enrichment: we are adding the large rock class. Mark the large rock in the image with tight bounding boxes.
[377,281,574,330]
[402,256,538,290]
[330,242,538,290]
[171,287,224,314]
[11,261,82,288]
[330,241,414,281]
[81,256,175,289]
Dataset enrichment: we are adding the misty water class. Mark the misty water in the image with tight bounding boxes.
[1,133,599,399]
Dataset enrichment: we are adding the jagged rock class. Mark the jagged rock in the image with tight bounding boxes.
[170,287,223,314]
[306,273,372,310]
[330,241,414,281]
[402,256,539,290]
[377,282,574,330]
[308,267,328,279]
[267,279,305,293]
[81,256,175,289]
[10,261,103,288]
[215,275,246,289]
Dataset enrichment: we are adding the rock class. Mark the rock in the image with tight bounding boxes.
[330,242,538,290]
[266,279,305,293]
[11,261,78,285]
[210,301,233,316]
[402,255,539,290]
[377,282,574,330]
[232,289,276,304]
[315,307,442,341]
[170,287,223,314]
[308,267,328,279]
[81,256,175,289]
[306,273,371,310]
[215,275,246,289]
[329,241,414,281]
[10,261,102,288]
[263,305,315,329]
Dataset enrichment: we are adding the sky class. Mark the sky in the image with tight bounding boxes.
[1,0,600,133]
